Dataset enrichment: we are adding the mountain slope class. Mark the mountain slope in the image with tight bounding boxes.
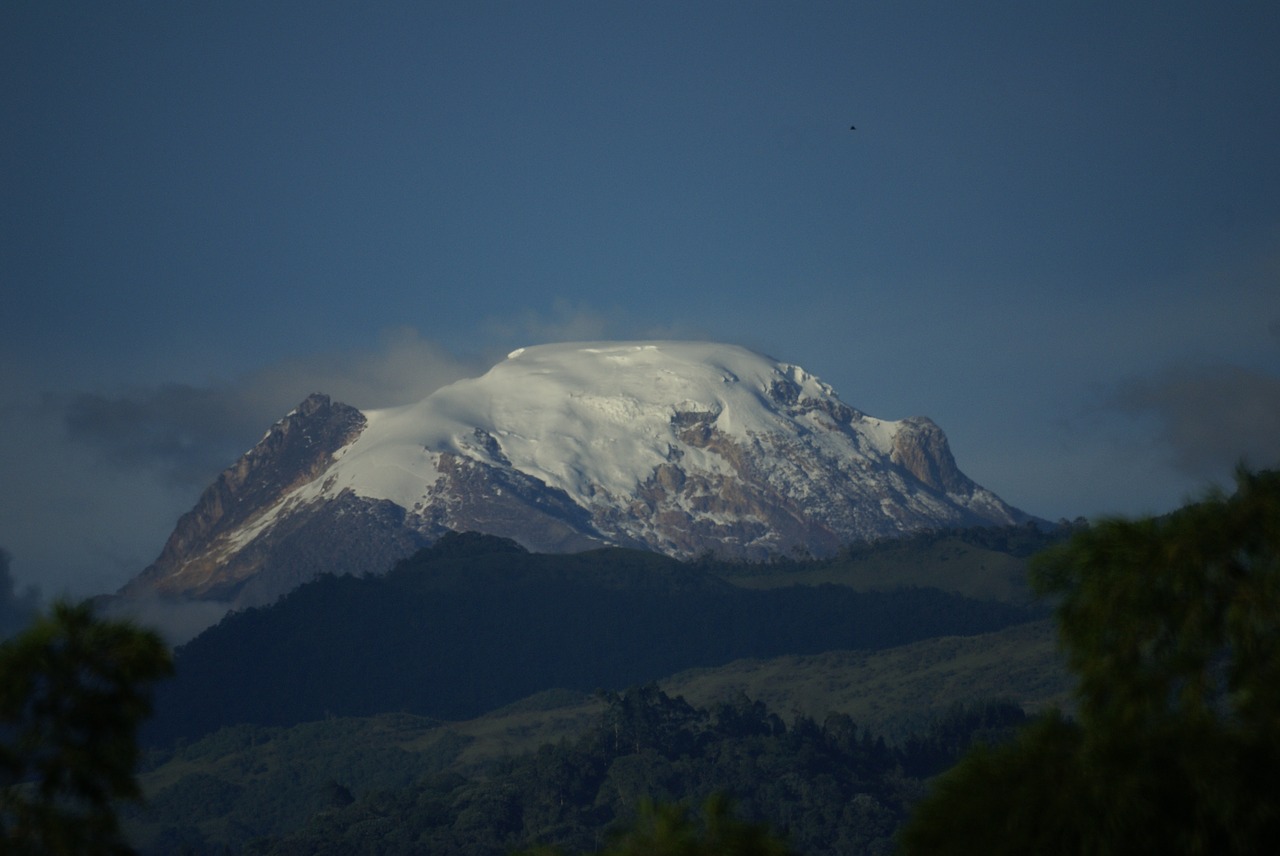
[123,341,1034,607]
[143,534,1037,746]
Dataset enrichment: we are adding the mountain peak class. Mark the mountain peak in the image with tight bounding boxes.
[122,341,1035,608]
[120,393,368,599]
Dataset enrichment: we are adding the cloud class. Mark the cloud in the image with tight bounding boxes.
[1108,364,1280,480]
[61,384,268,488]
[0,378,192,597]
[58,328,484,490]
[480,300,619,346]
[248,327,487,411]
[99,593,233,647]
[0,329,483,598]
[477,300,730,355]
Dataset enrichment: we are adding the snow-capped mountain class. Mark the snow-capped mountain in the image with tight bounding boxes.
[121,341,1034,607]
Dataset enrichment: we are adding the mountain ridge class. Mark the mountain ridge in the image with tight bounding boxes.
[143,533,1038,746]
[121,341,1036,608]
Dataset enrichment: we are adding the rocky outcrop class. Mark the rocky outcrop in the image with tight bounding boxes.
[891,417,971,496]
[422,452,610,555]
[120,394,367,600]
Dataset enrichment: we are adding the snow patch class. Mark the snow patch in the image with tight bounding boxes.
[317,341,906,512]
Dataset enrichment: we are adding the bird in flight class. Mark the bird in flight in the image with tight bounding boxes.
[849,125,856,130]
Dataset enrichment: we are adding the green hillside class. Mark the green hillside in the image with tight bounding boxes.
[126,685,1033,854]
[711,524,1072,606]
[146,532,1040,746]
[663,618,1069,741]
[121,525,1074,852]
[124,617,1069,852]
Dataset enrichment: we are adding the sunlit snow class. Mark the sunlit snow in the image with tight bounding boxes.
[323,341,894,509]
[170,340,1027,578]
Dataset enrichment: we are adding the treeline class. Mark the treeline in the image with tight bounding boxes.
[898,468,1280,854]
[134,687,1027,855]
[707,521,1080,574]
[145,534,1035,746]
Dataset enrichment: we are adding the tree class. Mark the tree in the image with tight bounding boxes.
[596,685,706,757]
[899,467,1280,855]
[520,794,793,856]
[0,600,173,854]
[606,795,792,856]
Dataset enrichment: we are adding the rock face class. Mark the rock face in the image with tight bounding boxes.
[120,341,1036,608]
[118,395,425,602]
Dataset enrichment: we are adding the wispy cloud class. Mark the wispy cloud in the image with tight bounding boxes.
[61,383,268,488]
[100,592,233,646]
[478,300,727,352]
[58,328,483,489]
[480,300,620,346]
[248,327,487,411]
[1107,364,1280,480]
[0,329,483,597]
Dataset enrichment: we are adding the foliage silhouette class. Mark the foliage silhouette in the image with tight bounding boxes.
[899,467,1280,854]
[199,686,1024,856]
[0,600,172,854]
[577,794,792,856]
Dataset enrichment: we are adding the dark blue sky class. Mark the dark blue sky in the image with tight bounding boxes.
[3,1,1279,595]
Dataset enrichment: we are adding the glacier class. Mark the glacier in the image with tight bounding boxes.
[121,340,1035,607]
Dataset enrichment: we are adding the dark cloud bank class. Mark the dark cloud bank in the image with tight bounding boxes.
[59,329,486,490]
[1110,364,1280,480]
[63,384,272,489]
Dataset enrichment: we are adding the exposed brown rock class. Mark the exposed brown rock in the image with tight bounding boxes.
[121,394,366,599]
[890,417,971,496]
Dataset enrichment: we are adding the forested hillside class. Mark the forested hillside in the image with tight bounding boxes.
[126,686,1029,855]
[116,524,1074,853]
[145,532,1042,746]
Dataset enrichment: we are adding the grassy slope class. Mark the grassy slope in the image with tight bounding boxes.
[127,618,1071,847]
[715,535,1039,606]
[446,617,1070,762]
[387,531,1065,765]
[662,618,1069,741]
